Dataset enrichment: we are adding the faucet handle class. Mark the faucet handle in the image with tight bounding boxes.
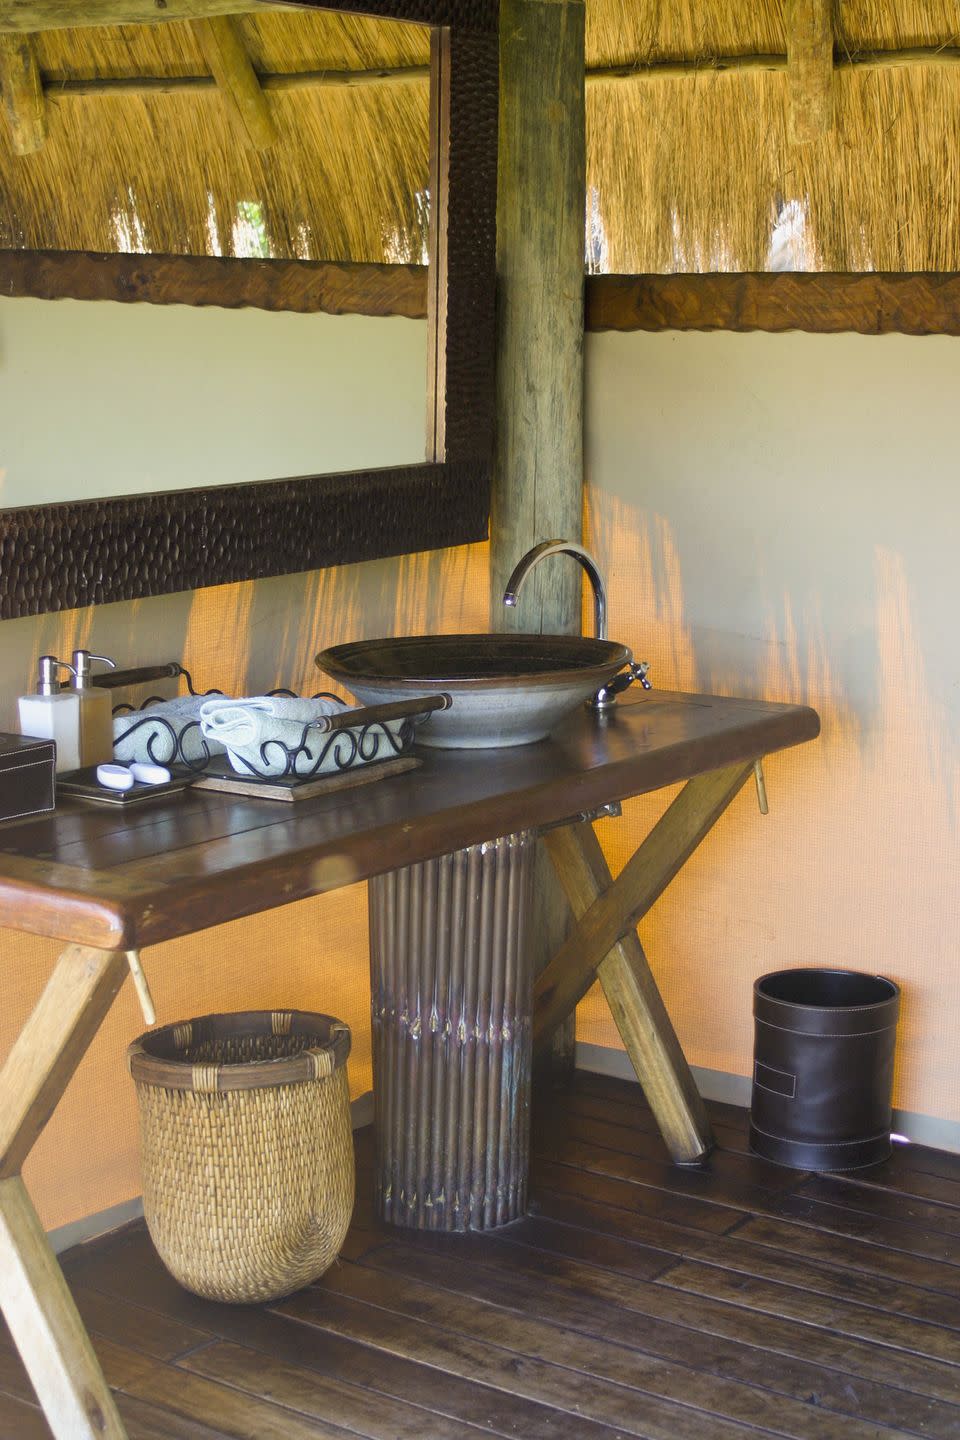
[591,660,652,711]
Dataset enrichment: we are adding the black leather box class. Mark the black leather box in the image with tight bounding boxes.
[0,733,56,823]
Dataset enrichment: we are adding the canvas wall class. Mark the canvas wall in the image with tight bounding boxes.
[578,328,960,1146]
[5,315,960,1234]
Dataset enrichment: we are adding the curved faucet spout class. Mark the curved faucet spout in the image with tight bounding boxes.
[502,540,607,641]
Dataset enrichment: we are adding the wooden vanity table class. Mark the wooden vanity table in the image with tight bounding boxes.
[0,689,818,1440]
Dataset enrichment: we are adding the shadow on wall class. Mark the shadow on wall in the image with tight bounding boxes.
[580,487,960,1127]
[0,540,491,1231]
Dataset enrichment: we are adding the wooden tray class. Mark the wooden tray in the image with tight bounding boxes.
[190,753,420,802]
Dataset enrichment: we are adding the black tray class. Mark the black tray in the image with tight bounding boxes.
[57,766,196,807]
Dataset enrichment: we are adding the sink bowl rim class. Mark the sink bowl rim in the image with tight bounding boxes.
[316,633,633,691]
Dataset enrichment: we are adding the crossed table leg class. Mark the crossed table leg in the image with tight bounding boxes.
[534,760,757,1164]
[0,760,758,1436]
[0,943,130,1439]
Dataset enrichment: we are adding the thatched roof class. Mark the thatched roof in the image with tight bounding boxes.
[588,1,960,272]
[0,11,431,260]
[2,2,959,270]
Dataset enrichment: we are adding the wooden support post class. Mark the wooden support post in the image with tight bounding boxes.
[0,944,129,1438]
[0,33,46,155]
[194,14,276,152]
[536,763,755,1160]
[492,0,586,1081]
[786,0,834,143]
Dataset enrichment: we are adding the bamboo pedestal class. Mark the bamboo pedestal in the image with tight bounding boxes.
[368,831,535,1231]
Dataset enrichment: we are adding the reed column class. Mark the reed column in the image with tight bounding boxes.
[368,831,535,1231]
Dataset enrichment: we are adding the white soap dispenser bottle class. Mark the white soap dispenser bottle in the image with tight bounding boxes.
[17,655,82,773]
[71,650,117,767]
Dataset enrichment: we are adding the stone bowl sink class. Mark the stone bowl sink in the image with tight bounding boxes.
[315,634,633,749]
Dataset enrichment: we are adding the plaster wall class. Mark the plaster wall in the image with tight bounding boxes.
[578,329,960,1139]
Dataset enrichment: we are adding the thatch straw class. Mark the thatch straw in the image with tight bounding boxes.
[2,3,960,270]
[587,62,960,271]
[1,11,429,260]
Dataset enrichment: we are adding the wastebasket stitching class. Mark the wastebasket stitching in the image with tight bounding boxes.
[755,1017,895,1038]
[749,1117,891,1146]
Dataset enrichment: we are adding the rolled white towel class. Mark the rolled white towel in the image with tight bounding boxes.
[199,695,352,777]
[113,696,226,767]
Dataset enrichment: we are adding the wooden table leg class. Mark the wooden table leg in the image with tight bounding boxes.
[536,762,755,1163]
[0,943,129,1439]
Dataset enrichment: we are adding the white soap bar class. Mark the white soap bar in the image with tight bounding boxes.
[97,763,135,792]
[129,762,171,786]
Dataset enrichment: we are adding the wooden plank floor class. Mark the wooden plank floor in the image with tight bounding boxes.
[3,1071,960,1439]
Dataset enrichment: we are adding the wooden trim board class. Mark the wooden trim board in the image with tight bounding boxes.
[586,271,960,336]
[0,249,428,317]
[576,1042,960,1155]
[7,258,960,338]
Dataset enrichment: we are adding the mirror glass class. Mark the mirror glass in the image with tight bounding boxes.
[0,7,431,510]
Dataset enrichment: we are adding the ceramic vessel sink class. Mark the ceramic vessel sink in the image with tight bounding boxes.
[315,634,633,749]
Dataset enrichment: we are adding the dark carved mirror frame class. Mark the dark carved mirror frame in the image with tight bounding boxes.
[0,0,498,620]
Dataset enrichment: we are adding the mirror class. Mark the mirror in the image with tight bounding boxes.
[0,0,498,619]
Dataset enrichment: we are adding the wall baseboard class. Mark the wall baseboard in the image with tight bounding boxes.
[576,1042,960,1155]
[49,1088,378,1256]
[52,1063,960,1255]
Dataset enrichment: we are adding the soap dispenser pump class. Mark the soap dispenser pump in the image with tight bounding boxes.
[17,655,81,773]
[71,650,117,766]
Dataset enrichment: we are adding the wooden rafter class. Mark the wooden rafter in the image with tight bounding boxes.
[786,0,834,142]
[0,1,279,31]
[0,32,45,153]
[45,64,431,98]
[193,14,276,151]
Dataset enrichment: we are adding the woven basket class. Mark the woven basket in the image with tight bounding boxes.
[128,1010,354,1304]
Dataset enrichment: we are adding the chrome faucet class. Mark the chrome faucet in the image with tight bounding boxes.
[502,539,651,709]
[503,540,608,640]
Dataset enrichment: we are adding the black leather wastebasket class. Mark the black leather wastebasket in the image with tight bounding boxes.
[749,968,900,1170]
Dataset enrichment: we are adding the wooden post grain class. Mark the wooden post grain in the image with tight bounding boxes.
[541,822,714,1162]
[492,0,586,1080]
[0,33,46,154]
[786,0,834,143]
[0,1176,126,1437]
[535,762,756,1037]
[536,763,756,1161]
[0,943,129,1438]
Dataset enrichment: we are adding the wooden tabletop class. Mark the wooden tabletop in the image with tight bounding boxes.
[0,691,819,952]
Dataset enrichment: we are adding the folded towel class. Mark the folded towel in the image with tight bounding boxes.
[199,695,353,777]
[113,696,226,767]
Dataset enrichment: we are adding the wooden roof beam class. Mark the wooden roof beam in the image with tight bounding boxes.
[786,0,834,142]
[0,33,46,153]
[194,14,276,151]
[0,1,280,32]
